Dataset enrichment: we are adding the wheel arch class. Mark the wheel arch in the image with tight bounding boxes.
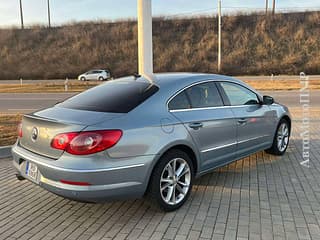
[156,143,199,174]
[144,143,200,195]
[281,115,291,133]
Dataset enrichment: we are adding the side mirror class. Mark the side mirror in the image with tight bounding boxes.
[263,95,274,105]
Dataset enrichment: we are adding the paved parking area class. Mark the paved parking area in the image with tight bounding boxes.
[0,113,320,240]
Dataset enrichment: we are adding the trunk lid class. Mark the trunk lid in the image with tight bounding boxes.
[19,106,124,159]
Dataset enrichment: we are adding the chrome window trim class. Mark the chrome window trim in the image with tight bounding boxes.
[167,79,261,112]
[169,104,248,113]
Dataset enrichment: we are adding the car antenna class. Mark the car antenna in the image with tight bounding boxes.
[133,73,155,84]
[133,73,141,79]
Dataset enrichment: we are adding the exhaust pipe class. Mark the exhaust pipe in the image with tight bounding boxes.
[15,174,25,181]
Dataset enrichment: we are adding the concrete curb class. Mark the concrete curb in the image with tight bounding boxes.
[0,146,12,159]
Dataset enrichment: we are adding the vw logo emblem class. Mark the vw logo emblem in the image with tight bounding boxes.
[31,127,38,142]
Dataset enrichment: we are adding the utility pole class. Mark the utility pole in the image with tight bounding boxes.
[19,0,24,29]
[47,0,51,28]
[137,0,153,78]
[272,0,276,15]
[265,0,268,15]
[218,0,222,73]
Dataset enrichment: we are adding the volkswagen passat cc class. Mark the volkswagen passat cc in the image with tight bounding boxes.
[12,73,291,211]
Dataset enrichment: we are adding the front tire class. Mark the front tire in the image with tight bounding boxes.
[80,77,86,81]
[98,76,104,81]
[266,119,290,155]
[148,149,194,212]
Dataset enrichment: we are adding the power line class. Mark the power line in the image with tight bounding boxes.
[163,6,320,19]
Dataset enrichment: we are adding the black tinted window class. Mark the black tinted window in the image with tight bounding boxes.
[220,82,259,106]
[59,79,158,113]
[168,91,190,110]
[186,82,223,108]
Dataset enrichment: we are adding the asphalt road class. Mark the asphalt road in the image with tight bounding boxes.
[0,90,319,114]
[0,93,75,113]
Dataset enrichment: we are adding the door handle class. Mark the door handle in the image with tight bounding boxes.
[238,118,247,124]
[189,122,203,130]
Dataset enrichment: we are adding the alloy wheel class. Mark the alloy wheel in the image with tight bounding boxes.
[277,123,289,152]
[160,158,191,205]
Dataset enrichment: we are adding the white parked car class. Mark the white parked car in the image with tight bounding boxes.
[78,70,111,81]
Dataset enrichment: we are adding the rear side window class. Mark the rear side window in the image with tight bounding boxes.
[168,91,190,110]
[59,79,159,113]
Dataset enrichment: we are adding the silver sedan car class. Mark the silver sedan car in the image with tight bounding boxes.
[12,73,291,211]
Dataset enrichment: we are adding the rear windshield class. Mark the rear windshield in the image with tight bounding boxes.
[58,78,159,113]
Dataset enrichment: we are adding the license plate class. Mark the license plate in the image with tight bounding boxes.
[26,161,38,181]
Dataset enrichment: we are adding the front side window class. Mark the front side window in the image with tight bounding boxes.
[220,82,260,106]
[169,82,223,110]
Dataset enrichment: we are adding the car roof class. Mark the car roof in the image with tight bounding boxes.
[152,72,241,85]
[149,72,248,91]
[139,72,260,101]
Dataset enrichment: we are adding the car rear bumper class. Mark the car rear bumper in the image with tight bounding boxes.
[12,144,155,202]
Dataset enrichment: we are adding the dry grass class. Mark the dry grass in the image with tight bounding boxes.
[0,11,319,80]
[0,79,319,93]
[0,114,22,146]
[244,79,320,90]
[0,81,99,93]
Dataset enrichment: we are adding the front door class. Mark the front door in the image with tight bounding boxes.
[218,82,276,158]
[169,81,237,171]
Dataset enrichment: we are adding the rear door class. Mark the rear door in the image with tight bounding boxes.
[217,82,275,158]
[169,81,237,171]
[89,71,98,80]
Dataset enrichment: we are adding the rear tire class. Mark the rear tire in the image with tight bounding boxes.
[147,149,194,212]
[266,119,290,155]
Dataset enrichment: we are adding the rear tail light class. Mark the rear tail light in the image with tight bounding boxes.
[51,130,122,155]
[17,122,23,138]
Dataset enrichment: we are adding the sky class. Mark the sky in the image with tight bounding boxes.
[0,0,319,27]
